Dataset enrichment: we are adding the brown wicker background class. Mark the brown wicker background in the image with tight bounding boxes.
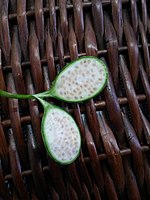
[0,0,150,199]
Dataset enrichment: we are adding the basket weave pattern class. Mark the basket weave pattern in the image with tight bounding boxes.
[0,0,150,199]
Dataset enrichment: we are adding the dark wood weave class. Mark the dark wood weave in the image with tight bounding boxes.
[0,0,150,199]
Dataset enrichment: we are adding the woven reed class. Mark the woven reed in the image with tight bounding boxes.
[0,0,150,199]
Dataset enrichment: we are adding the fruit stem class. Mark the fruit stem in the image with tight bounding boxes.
[33,96,53,109]
[0,89,33,99]
[34,88,54,99]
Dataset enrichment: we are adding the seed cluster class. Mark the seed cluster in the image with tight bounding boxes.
[44,108,81,163]
[56,58,106,101]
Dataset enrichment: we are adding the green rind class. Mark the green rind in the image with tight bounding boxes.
[51,56,108,103]
[41,105,81,165]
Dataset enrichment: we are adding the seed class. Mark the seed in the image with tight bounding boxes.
[74,141,78,146]
[57,153,61,158]
[65,141,69,145]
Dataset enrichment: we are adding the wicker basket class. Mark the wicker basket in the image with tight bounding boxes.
[0,0,150,199]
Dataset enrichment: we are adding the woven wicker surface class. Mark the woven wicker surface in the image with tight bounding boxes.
[0,0,150,199]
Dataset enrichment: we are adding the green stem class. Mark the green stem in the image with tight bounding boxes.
[34,88,54,99]
[0,89,34,99]
[0,87,54,100]
[34,96,53,109]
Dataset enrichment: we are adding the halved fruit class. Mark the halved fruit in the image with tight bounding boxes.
[38,98,81,165]
[0,56,108,102]
[38,56,108,102]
